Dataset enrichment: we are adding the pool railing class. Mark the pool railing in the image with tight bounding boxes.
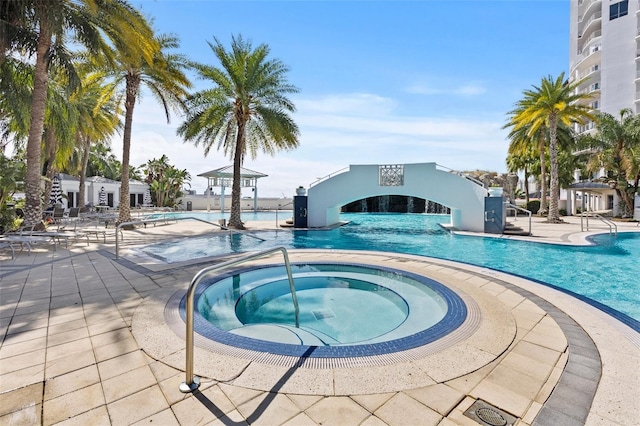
[114,216,266,259]
[179,246,299,393]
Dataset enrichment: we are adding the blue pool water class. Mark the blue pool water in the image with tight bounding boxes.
[189,263,465,356]
[143,212,640,323]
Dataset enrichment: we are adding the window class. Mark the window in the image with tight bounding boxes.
[610,0,628,20]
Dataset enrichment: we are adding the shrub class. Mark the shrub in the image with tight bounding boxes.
[526,200,540,214]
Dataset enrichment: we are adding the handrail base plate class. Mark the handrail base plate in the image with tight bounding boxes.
[179,376,201,393]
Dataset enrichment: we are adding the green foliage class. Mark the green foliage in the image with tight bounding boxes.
[178,34,299,228]
[142,156,190,207]
[526,200,541,214]
[0,153,25,207]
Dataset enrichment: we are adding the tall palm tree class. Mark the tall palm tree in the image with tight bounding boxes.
[509,73,595,222]
[506,141,537,206]
[578,109,640,216]
[68,69,121,207]
[504,121,548,213]
[96,33,190,224]
[178,35,300,229]
[7,0,155,226]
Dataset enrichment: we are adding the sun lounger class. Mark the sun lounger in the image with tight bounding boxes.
[1,234,54,255]
[15,224,89,248]
[0,240,15,259]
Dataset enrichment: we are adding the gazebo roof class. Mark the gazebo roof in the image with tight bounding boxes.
[568,181,612,190]
[197,165,267,179]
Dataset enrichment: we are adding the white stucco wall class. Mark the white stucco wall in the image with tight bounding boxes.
[307,163,488,232]
[179,194,293,211]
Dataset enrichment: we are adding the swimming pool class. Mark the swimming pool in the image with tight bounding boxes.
[141,213,640,323]
[187,263,466,357]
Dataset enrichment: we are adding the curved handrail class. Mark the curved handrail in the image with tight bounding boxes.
[308,166,350,188]
[580,211,617,235]
[505,203,532,236]
[179,246,299,393]
[115,216,266,259]
[435,163,486,188]
[275,201,293,228]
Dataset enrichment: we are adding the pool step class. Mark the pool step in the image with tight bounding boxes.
[503,222,531,236]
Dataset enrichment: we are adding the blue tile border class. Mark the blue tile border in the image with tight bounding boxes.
[178,262,468,358]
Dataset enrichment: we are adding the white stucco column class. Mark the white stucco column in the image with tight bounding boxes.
[450,209,463,229]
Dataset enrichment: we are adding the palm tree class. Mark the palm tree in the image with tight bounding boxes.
[506,141,537,206]
[66,69,121,208]
[504,121,548,213]
[96,33,190,224]
[178,35,300,229]
[6,0,156,226]
[509,73,595,222]
[578,109,640,216]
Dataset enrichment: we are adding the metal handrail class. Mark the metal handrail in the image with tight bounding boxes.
[580,211,617,235]
[275,201,293,228]
[435,163,486,188]
[505,203,532,235]
[179,246,299,393]
[115,216,266,259]
[308,167,349,188]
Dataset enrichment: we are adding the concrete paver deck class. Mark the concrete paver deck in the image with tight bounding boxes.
[0,215,638,425]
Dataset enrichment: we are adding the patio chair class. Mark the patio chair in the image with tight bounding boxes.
[52,207,65,223]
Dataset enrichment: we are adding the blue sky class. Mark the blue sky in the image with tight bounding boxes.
[117,0,570,197]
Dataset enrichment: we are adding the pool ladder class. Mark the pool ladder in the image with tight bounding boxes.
[180,247,300,393]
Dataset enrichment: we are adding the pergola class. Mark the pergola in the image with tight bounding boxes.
[197,165,268,212]
[566,181,615,215]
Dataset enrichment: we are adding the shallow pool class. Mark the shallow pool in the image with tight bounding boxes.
[187,263,466,357]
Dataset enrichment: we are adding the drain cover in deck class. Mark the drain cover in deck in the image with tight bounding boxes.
[463,400,517,426]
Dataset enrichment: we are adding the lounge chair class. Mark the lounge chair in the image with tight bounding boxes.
[52,207,65,223]
[0,239,15,259]
[17,223,89,248]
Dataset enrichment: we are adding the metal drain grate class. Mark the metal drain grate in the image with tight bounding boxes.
[312,309,336,320]
[463,400,517,426]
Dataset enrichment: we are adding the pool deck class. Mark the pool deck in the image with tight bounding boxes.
[0,215,638,425]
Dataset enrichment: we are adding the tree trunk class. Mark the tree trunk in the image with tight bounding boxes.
[524,168,530,206]
[228,121,245,229]
[43,128,57,206]
[615,186,633,217]
[548,114,562,222]
[23,17,52,226]
[538,133,547,216]
[117,76,139,225]
[78,136,90,208]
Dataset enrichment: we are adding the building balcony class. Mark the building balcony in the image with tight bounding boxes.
[578,11,602,35]
[577,0,602,24]
[578,30,602,54]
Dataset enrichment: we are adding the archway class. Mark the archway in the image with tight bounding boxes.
[307,163,488,232]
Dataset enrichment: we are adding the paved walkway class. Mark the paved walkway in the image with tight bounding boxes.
[0,216,638,425]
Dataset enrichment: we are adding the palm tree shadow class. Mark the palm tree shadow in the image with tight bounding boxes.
[192,346,317,425]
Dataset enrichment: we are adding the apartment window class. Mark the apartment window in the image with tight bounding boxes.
[610,0,628,20]
[592,101,599,109]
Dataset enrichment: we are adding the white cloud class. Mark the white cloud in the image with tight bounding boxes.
[107,91,509,197]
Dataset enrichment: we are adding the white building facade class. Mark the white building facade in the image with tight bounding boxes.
[568,0,639,216]
[569,0,639,121]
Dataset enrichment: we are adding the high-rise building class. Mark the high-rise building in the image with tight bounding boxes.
[569,0,639,134]
[567,0,638,216]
